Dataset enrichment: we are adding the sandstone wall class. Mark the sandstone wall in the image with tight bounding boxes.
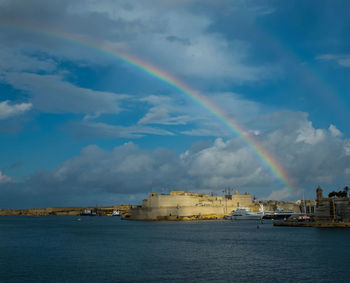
[125,190,255,220]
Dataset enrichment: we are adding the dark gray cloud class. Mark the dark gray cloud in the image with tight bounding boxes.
[1,112,349,208]
[0,0,276,136]
[166,35,191,46]
[0,0,273,83]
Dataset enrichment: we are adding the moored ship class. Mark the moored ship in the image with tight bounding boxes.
[262,206,297,219]
[229,206,263,220]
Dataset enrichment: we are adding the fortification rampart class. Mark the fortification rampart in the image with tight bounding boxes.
[124,190,254,220]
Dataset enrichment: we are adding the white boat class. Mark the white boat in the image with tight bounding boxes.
[112,210,121,216]
[230,206,263,220]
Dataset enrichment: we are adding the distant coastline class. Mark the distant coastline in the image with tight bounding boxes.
[0,190,315,219]
[0,205,132,216]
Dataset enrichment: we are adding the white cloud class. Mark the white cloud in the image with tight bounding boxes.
[296,121,325,145]
[65,121,174,139]
[180,137,275,188]
[138,95,194,126]
[345,141,350,156]
[181,128,228,137]
[317,54,350,67]
[260,112,350,185]
[138,107,190,125]
[0,171,12,183]
[0,100,32,119]
[329,124,342,137]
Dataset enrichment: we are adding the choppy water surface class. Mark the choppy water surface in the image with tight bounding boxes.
[0,217,349,282]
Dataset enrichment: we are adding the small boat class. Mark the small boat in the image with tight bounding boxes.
[112,210,121,216]
[81,209,97,216]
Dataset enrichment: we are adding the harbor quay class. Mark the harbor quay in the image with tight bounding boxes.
[274,186,350,228]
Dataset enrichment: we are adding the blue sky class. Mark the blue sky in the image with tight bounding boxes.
[0,0,350,207]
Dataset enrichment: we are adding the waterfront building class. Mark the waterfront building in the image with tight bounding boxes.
[315,186,350,222]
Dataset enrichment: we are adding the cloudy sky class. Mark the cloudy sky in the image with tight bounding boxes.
[1,0,350,208]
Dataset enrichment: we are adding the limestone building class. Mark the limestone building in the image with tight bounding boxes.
[315,186,350,222]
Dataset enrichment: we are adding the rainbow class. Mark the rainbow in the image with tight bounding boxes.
[0,22,296,194]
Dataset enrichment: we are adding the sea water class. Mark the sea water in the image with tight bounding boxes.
[0,216,349,282]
